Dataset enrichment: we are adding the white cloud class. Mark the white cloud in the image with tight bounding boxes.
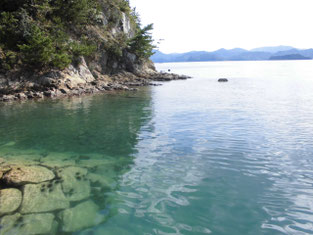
[130,0,313,53]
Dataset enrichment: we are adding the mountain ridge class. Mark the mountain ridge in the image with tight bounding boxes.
[151,46,313,63]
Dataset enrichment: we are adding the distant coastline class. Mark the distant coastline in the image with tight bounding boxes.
[152,46,313,63]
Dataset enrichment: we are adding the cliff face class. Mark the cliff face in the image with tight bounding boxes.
[0,0,175,100]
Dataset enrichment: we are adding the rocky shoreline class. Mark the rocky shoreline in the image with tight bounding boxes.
[0,61,191,103]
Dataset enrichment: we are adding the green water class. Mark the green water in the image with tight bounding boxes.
[1,61,313,234]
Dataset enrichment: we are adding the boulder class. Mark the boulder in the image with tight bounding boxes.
[57,166,91,201]
[218,78,228,82]
[16,93,27,100]
[2,95,15,102]
[20,182,69,213]
[3,165,55,186]
[0,189,22,215]
[58,200,103,232]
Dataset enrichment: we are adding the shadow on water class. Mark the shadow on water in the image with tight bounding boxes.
[0,90,153,234]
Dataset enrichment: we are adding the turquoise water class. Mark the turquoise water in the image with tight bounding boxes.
[1,60,313,234]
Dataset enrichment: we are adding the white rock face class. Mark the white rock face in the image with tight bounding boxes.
[121,12,132,36]
[0,189,22,216]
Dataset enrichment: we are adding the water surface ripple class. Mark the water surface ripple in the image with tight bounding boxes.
[1,61,313,234]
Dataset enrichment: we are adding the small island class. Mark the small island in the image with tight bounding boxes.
[269,54,312,60]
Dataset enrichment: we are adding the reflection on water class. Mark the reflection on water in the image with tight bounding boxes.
[1,61,313,234]
[0,91,152,234]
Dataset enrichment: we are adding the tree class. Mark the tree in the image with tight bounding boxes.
[127,24,155,60]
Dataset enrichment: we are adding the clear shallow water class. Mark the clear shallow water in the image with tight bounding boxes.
[1,61,313,234]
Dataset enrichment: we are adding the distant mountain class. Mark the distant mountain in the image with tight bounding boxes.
[151,46,313,63]
[229,51,272,61]
[272,49,313,58]
[269,54,311,60]
[251,46,296,53]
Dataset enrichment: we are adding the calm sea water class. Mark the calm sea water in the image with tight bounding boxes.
[1,60,313,234]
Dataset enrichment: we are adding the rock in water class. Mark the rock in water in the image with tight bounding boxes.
[0,189,22,216]
[21,213,56,235]
[218,78,228,82]
[20,182,69,213]
[59,200,103,232]
[0,213,21,235]
[0,213,56,235]
[3,165,55,186]
[57,166,90,201]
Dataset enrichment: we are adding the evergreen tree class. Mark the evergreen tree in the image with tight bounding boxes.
[128,24,155,60]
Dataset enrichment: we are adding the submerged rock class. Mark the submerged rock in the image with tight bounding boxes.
[40,159,76,168]
[20,182,69,213]
[58,200,103,232]
[0,189,22,216]
[0,213,56,235]
[21,213,56,235]
[87,173,111,187]
[0,213,21,235]
[58,166,91,201]
[3,165,55,186]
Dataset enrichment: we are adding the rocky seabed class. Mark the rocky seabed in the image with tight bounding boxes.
[0,152,125,235]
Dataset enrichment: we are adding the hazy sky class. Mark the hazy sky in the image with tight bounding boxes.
[130,0,313,53]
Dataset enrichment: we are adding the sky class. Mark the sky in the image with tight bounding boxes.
[129,0,313,53]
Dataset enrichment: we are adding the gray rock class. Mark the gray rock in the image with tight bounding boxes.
[218,78,228,82]
[58,200,103,232]
[16,93,27,100]
[3,165,55,186]
[0,188,22,215]
[57,166,90,201]
[2,95,15,102]
[33,92,44,99]
[43,90,53,97]
[20,182,69,213]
